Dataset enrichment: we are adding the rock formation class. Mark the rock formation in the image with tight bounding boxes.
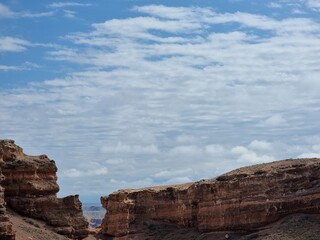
[100,158,320,238]
[0,148,15,240]
[0,139,89,239]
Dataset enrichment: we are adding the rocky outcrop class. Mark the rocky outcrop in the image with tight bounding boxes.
[101,158,320,238]
[0,140,89,239]
[0,148,15,240]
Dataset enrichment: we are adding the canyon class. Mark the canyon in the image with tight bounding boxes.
[100,158,320,239]
[0,146,15,240]
[0,140,89,239]
[1,139,320,239]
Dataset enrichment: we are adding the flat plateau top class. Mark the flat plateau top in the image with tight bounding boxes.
[111,158,320,195]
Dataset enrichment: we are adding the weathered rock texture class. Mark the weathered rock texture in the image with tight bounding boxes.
[0,140,89,239]
[0,148,15,240]
[101,158,320,237]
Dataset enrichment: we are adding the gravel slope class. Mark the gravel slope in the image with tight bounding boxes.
[8,208,96,240]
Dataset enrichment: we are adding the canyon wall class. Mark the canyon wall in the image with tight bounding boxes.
[0,148,15,240]
[0,140,89,239]
[101,158,320,237]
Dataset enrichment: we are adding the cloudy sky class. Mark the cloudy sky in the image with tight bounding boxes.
[1,0,320,202]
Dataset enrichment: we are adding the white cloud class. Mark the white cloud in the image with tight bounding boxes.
[297,152,320,158]
[0,3,54,18]
[90,16,202,41]
[154,168,193,178]
[21,62,40,69]
[108,177,155,190]
[105,158,125,165]
[133,5,320,34]
[163,177,193,185]
[0,3,14,18]
[312,144,320,152]
[100,142,159,154]
[63,9,76,18]
[205,144,225,155]
[232,146,275,163]
[213,12,319,33]
[170,145,203,157]
[20,11,54,18]
[249,140,272,151]
[176,135,198,144]
[2,4,320,199]
[48,2,92,8]
[62,167,108,178]
[134,5,213,20]
[263,115,287,127]
[305,0,320,10]
[0,62,40,71]
[292,8,306,14]
[268,2,282,8]
[0,65,18,71]
[61,163,108,178]
[231,146,249,155]
[0,37,29,52]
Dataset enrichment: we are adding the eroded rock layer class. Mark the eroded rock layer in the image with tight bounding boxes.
[101,158,320,237]
[0,148,15,240]
[0,140,89,239]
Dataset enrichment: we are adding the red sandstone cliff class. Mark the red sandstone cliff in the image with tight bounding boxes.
[100,158,320,238]
[0,140,89,239]
[0,148,15,240]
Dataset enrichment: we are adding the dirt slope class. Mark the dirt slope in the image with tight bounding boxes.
[8,208,96,240]
[99,213,320,240]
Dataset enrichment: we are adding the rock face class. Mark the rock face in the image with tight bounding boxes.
[0,148,15,240]
[101,158,320,238]
[0,140,89,239]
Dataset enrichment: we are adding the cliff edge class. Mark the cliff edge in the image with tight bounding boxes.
[0,147,15,240]
[0,139,89,239]
[100,158,320,239]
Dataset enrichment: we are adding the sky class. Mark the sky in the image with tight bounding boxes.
[1,0,320,203]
